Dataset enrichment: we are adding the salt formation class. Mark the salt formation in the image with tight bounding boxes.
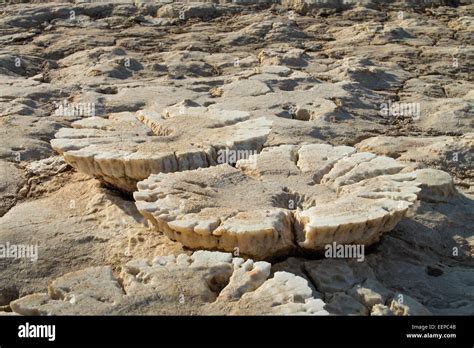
[51,103,272,191]
[134,144,421,259]
[10,251,328,315]
[1,0,472,317]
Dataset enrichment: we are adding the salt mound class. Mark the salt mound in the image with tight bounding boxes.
[134,144,421,259]
[51,103,272,192]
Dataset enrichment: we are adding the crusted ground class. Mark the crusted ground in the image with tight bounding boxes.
[0,0,472,315]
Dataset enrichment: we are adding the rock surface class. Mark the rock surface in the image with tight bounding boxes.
[10,251,329,315]
[355,134,473,193]
[51,107,272,192]
[135,144,421,259]
[0,0,472,316]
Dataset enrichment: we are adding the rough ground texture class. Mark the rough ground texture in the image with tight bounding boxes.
[135,144,422,259]
[10,250,329,315]
[0,0,473,315]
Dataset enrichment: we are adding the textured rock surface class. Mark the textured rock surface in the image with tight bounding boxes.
[355,134,473,193]
[10,251,328,315]
[0,0,472,316]
[51,108,272,192]
[0,170,185,305]
[0,161,25,217]
[135,144,421,259]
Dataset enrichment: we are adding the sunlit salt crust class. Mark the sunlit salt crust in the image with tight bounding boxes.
[135,144,422,259]
[51,103,272,192]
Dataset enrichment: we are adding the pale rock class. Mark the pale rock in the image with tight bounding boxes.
[414,169,457,202]
[135,144,420,259]
[1,0,473,317]
[355,134,473,191]
[51,105,272,192]
[258,48,309,68]
[348,279,393,308]
[221,79,272,98]
[371,304,395,316]
[10,251,328,315]
[218,259,272,301]
[389,294,432,316]
[222,271,327,315]
[0,161,26,216]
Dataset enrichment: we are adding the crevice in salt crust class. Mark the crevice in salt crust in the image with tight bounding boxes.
[134,144,424,260]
